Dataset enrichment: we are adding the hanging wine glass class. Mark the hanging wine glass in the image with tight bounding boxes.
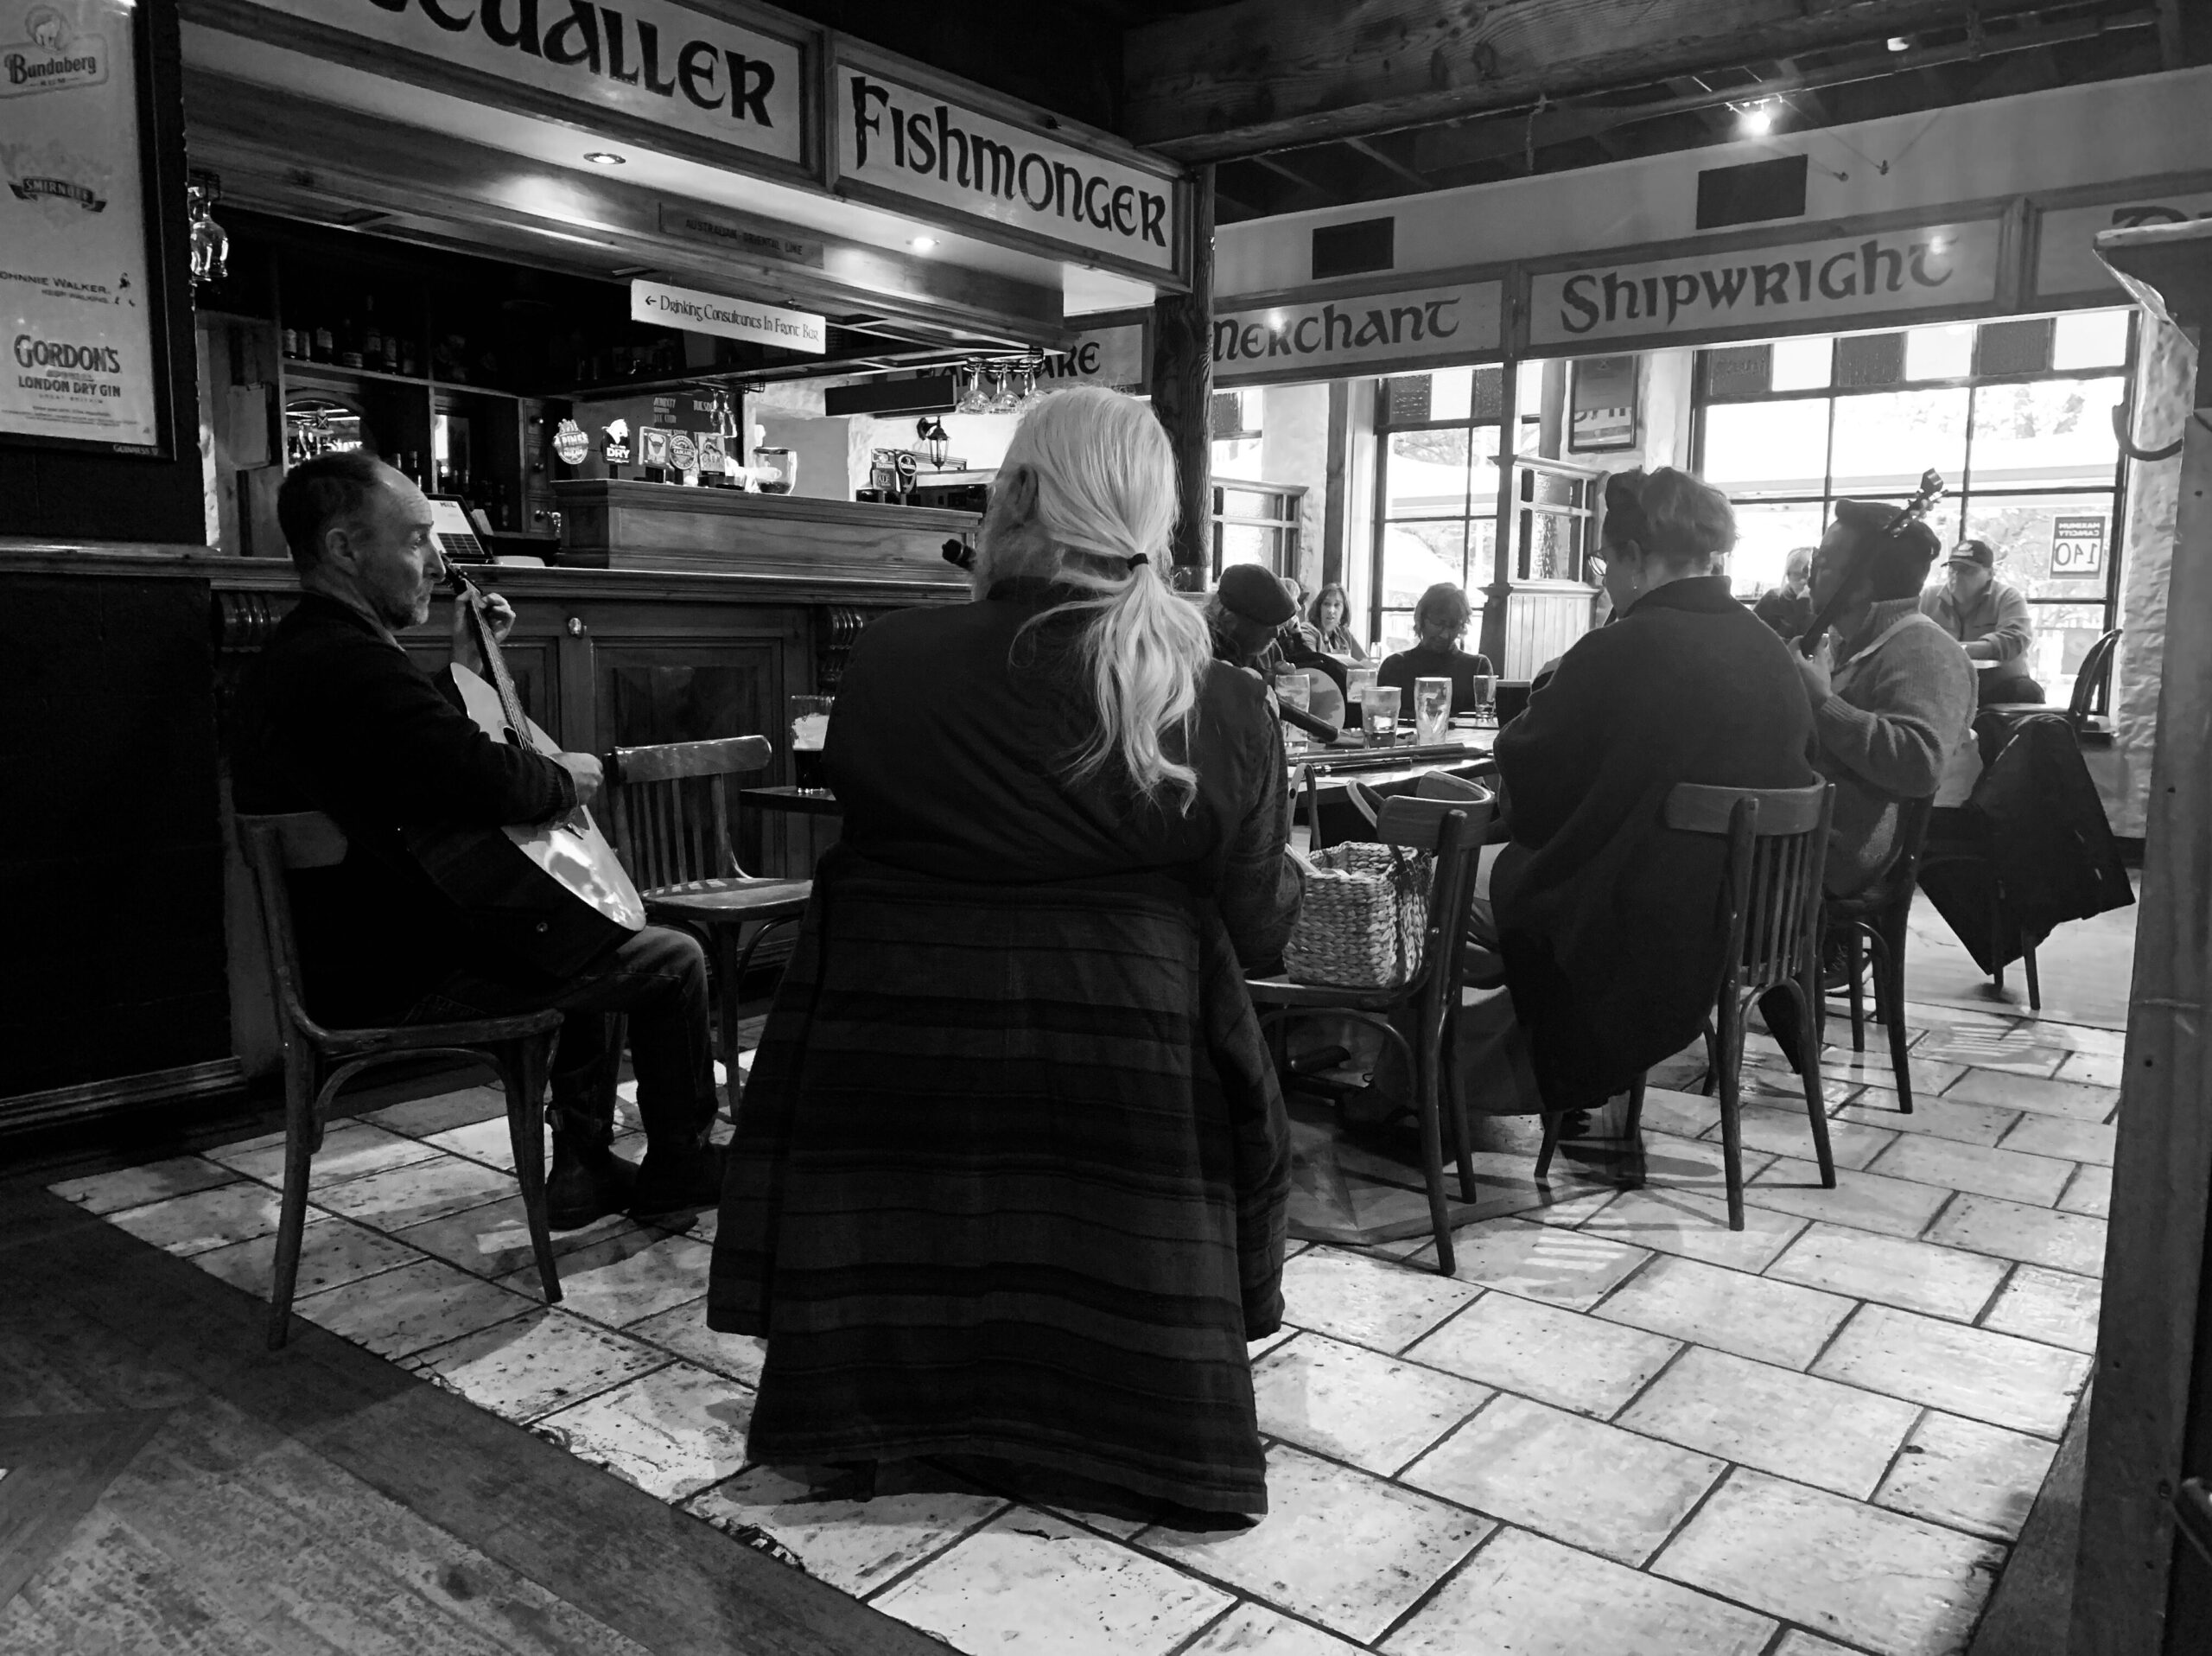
[1011,351,1044,408]
[986,360,1020,414]
[955,360,990,415]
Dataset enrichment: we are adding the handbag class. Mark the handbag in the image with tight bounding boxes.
[1284,841,1433,989]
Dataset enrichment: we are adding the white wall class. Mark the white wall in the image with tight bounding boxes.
[2107,317,2194,838]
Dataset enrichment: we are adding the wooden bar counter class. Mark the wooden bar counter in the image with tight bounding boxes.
[556,480,981,583]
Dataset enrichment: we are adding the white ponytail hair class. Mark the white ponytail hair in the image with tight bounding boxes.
[976,385,1213,809]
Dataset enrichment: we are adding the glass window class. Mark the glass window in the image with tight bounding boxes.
[1383,428,1470,519]
[1905,323,1976,382]
[1370,373,1530,650]
[2054,309,2130,372]
[1700,399,1833,496]
[1770,337,1832,392]
[1967,377,2123,491]
[1426,366,1474,424]
[1829,388,1970,496]
[1727,501,1829,601]
[1961,494,2116,602]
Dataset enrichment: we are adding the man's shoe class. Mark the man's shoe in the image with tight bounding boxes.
[545,1138,639,1231]
[629,1140,726,1218]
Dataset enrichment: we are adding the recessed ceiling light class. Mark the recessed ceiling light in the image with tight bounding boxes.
[583,151,626,166]
[909,236,938,251]
[1886,35,1910,51]
[1734,101,1775,137]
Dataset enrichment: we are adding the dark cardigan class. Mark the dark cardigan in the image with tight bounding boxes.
[1491,576,1817,1109]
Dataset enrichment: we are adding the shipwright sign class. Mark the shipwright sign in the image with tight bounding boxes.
[629,278,824,353]
[836,60,1179,277]
[247,0,804,164]
[2034,190,2212,302]
[1211,280,1504,386]
[1530,221,2004,348]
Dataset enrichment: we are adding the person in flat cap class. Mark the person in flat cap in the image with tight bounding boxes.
[1205,564,1300,677]
[1921,537,2041,705]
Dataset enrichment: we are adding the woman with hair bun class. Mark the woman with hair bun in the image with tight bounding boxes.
[709,386,1300,1523]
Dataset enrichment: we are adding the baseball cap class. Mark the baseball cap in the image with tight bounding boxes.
[1217,563,1298,626]
[1948,538,1995,569]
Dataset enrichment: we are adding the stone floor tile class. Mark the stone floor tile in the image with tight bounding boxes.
[1253,1334,1491,1476]
[2018,1019,2128,1056]
[1516,1186,1626,1228]
[2057,1163,2112,1219]
[48,1156,238,1215]
[2053,1048,2126,1089]
[505,1231,715,1329]
[1745,1156,1954,1239]
[395,1194,638,1279]
[361,1085,507,1137]
[1382,1526,1774,1656]
[1910,1028,2069,1078]
[1999,1114,2117,1168]
[423,1115,550,1173]
[1771,1634,1859,1656]
[1780,1049,1967,1099]
[877,1509,1232,1653]
[1832,1092,2021,1148]
[1654,1468,2003,1656]
[1637,1087,1720,1139]
[1728,1105,1897,1172]
[1402,1393,1724,1565]
[1182,1602,1365,1654]
[1945,1067,2119,1123]
[624,1298,766,1385]
[1865,1135,2074,1207]
[687,1462,1007,1599]
[205,1121,446,1189]
[108,1180,293,1257]
[1726,1067,1866,1113]
[1980,1264,2102,1355]
[1404,1291,1680,1418]
[292,1255,536,1358]
[1875,1411,2057,1543]
[1576,1185,1808,1274]
[1926,1194,2107,1277]
[1595,1254,1853,1371]
[534,1361,753,1500]
[1637,1131,1779,1197]
[1897,1001,2021,1034]
[311,1154,515,1231]
[1764,1224,2011,1322]
[408,1307,671,1422]
[1277,1246,1479,1353]
[1814,1303,2090,1437]
[1617,1346,1920,1500]
[1405,1217,1649,1310]
[192,1217,420,1300]
[1249,1327,1298,1362]
[1142,1446,1491,1642]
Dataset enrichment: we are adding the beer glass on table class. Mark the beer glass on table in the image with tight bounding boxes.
[1471,672,1498,727]
[1414,676,1452,746]
[790,694,833,793]
[1275,672,1311,755]
[1362,684,1402,748]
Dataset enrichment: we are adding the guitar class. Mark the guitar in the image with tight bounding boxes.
[1798,468,1948,657]
[404,567,645,976]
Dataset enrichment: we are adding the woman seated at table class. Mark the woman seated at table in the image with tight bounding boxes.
[1308,583,1369,662]
[1376,583,1496,716]
[708,386,1301,1525]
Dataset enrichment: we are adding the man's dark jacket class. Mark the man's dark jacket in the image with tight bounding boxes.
[1491,576,1817,1110]
[232,594,576,1023]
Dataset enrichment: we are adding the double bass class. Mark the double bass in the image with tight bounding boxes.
[403,567,645,976]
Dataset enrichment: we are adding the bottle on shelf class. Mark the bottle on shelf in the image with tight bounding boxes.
[281,324,301,359]
[337,315,363,370]
[311,318,334,363]
[364,296,385,373]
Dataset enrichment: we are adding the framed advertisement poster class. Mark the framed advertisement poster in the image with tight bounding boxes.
[1,0,175,455]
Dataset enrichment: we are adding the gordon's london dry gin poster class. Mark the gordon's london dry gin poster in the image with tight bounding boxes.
[0,0,162,449]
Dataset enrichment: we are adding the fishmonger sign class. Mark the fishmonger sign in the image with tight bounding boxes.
[1211,280,1504,386]
[1530,221,2003,347]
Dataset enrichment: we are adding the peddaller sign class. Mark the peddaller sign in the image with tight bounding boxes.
[836,57,1179,277]
[1530,221,2004,348]
[1211,279,1504,386]
[247,0,804,163]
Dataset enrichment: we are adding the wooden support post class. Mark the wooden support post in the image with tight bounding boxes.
[1152,163,1217,586]
[1478,360,1519,672]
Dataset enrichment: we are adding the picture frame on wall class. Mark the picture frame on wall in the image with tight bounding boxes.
[1568,354,1639,454]
[1,0,181,458]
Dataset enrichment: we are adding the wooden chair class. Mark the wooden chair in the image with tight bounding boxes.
[237,812,565,1351]
[1246,792,1492,1274]
[1985,626,2120,747]
[1535,780,1837,1230]
[606,736,813,1119]
[1823,793,1936,1113]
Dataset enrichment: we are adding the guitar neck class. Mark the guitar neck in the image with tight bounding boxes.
[457,576,546,754]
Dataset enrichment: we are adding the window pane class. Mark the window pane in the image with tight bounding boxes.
[1379,520,1468,613]
[1211,436,1265,481]
[1517,359,1544,410]
[1961,494,2116,602]
[1770,337,1832,392]
[1726,501,1829,601]
[1427,366,1474,423]
[1906,323,1975,382]
[1384,429,1469,519]
[2022,601,2116,708]
[2054,309,2129,372]
[1376,611,1420,659]
[1829,388,1969,496]
[1967,376,2123,490]
[1700,399,1832,496]
[1219,523,1280,571]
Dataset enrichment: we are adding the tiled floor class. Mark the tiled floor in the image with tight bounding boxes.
[48,992,2113,1656]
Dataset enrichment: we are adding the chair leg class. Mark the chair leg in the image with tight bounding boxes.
[265,1054,318,1351]
[1446,1010,1478,1202]
[1843,929,1866,1054]
[1715,994,1746,1232]
[1699,1018,1720,1098]
[2023,931,2043,1013]
[1990,890,2006,993]
[1791,976,1837,1188]
[1624,1073,1649,1190]
[714,924,744,1124]
[1534,1109,1563,1181]
[1417,1048,1456,1277]
[1875,926,1915,1115]
[497,1035,563,1305]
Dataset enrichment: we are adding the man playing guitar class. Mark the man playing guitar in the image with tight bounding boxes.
[234,452,723,1227]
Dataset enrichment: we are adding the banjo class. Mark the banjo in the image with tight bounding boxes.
[403,567,645,976]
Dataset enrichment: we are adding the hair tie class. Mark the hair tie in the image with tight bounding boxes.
[1126,554,1148,570]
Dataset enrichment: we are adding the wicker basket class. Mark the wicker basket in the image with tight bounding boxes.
[1284,842,1433,989]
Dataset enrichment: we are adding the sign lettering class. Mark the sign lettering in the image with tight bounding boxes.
[2034,192,2212,300]
[1531,222,2002,347]
[1209,282,1503,385]
[1033,322,1145,392]
[630,277,824,353]
[657,201,823,268]
[2050,515,2106,579]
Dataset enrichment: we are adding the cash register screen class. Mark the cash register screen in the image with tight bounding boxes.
[428,496,487,563]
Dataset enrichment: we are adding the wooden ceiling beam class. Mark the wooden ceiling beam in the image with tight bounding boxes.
[1122,0,2061,160]
[1344,136,1431,189]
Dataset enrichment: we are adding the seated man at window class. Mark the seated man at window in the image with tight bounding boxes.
[1375,583,1497,716]
[1753,546,1816,640]
[1920,537,2042,704]
[232,451,726,1230]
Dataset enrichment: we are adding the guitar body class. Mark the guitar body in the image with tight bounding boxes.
[404,662,645,978]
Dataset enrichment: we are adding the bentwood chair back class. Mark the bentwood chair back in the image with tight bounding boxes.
[607,736,814,1118]
[236,812,565,1350]
[1824,793,1936,1111]
[1246,790,1493,1273]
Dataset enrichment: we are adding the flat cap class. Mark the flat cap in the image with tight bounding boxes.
[1217,564,1298,626]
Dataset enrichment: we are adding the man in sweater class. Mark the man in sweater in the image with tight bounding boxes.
[234,451,725,1228]
[1921,537,2042,704]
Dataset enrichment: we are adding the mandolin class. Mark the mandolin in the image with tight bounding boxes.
[1798,468,1948,657]
[403,567,645,977]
